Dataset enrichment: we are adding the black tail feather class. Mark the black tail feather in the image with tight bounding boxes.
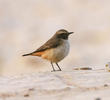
[22,53,33,56]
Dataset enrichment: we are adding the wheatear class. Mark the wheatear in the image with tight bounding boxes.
[22,29,73,71]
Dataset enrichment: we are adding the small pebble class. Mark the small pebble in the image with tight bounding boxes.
[74,67,92,70]
[104,84,108,87]
[105,62,110,72]
[24,94,29,97]
[29,88,35,91]
[95,97,101,100]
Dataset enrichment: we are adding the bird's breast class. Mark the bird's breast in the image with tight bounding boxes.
[55,40,70,58]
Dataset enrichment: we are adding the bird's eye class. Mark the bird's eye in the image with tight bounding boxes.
[58,33,68,39]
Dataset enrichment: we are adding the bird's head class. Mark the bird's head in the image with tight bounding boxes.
[56,29,74,40]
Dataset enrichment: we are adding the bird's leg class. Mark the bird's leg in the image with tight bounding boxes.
[56,63,62,71]
[51,62,55,72]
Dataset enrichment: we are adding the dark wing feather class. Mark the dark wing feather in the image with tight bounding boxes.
[32,36,61,53]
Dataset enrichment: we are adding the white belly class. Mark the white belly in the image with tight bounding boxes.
[42,40,70,63]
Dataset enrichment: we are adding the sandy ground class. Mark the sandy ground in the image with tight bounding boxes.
[0,68,110,100]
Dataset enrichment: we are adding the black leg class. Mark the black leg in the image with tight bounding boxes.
[51,62,55,72]
[56,63,62,71]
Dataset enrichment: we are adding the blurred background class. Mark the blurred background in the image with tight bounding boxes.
[0,0,110,75]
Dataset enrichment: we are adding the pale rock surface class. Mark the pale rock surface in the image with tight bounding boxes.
[0,68,110,100]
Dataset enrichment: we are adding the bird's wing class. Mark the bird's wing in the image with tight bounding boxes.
[32,37,61,53]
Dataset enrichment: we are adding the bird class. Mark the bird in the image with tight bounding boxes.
[22,29,73,72]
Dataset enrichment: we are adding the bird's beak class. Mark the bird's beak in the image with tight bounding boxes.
[68,32,74,35]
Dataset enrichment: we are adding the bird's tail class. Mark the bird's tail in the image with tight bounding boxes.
[22,53,33,56]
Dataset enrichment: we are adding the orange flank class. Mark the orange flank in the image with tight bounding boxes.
[32,51,45,56]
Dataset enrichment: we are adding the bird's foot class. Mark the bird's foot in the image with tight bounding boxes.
[57,69,62,71]
[51,70,56,72]
[51,69,62,72]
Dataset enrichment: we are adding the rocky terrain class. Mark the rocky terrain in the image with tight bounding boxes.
[0,67,110,100]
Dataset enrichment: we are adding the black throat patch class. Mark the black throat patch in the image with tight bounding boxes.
[58,33,68,40]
